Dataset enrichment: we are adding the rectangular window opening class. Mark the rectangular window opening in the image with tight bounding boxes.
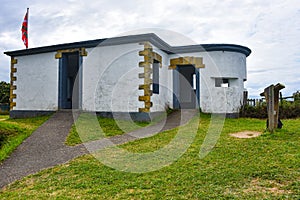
[153,60,159,94]
[215,78,229,88]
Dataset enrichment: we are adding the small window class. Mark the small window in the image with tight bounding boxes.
[153,61,159,94]
[215,78,229,87]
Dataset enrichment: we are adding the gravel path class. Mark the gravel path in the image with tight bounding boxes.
[0,109,198,189]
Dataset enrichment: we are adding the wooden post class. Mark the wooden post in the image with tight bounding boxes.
[274,83,285,128]
[279,92,283,106]
[266,85,275,131]
[243,91,248,106]
[260,83,285,132]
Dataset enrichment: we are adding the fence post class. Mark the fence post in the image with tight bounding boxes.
[243,91,248,106]
[260,83,285,132]
[279,92,283,106]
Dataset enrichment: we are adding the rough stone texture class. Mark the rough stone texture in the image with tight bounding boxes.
[0,109,198,189]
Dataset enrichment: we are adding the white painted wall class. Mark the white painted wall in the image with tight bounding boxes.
[13,52,59,110]
[82,43,144,112]
[150,45,173,111]
[200,51,246,113]
[11,43,246,115]
[82,43,174,113]
[169,51,247,113]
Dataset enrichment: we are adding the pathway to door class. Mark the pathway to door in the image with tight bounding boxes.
[0,109,198,188]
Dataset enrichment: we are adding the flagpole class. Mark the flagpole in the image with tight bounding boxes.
[27,7,29,49]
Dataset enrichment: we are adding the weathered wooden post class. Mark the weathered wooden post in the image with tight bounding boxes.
[260,83,285,132]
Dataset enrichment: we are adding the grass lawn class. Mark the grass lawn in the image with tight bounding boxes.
[66,113,150,146]
[0,115,9,120]
[0,115,51,162]
[0,114,299,199]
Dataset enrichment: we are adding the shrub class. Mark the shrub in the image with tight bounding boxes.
[240,104,267,118]
[279,100,300,119]
[240,100,300,119]
[0,81,10,104]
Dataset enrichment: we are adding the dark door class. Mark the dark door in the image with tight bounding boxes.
[177,65,197,109]
[59,52,80,109]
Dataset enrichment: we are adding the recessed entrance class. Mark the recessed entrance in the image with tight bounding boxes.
[58,52,80,109]
[173,65,199,109]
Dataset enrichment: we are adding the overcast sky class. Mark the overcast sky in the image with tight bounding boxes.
[0,0,299,98]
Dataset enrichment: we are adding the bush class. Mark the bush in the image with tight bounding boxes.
[0,81,10,104]
[240,100,300,119]
[279,100,300,119]
[240,104,267,119]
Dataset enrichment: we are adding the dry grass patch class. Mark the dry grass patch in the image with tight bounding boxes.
[244,178,292,196]
[230,131,262,138]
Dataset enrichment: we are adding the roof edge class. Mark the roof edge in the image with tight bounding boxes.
[4,33,251,57]
[170,44,251,57]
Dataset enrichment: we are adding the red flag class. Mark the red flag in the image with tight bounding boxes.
[21,8,29,48]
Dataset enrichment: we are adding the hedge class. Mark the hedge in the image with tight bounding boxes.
[240,100,300,119]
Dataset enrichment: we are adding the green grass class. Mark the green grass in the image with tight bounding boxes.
[0,115,9,120]
[0,114,299,199]
[66,113,149,146]
[0,115,51,162]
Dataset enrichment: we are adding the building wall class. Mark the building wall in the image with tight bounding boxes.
[10,44,247,115]
[150,45,173,111]
[13,52,58,110]
[171,51,247,113]
[10,43,174,114]
[82,43,174,113]
[200,51,246,113]
[82,43,144,112]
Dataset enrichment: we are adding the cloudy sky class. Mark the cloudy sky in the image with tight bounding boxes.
[0,0,299,98]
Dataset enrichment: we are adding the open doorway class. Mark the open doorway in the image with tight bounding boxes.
[58,52,80,109]
[174,65,199,109]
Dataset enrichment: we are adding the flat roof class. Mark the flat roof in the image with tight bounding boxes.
[4,33,251,57]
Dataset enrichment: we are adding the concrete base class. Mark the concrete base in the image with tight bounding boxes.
[9,110,239,120]
[10,110,55,119]
[9,110,166,122]
[96,111,166,122]
[225,112,239,118]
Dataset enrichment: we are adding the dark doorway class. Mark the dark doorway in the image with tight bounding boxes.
[59,52,80,109]
[174,65,198,109]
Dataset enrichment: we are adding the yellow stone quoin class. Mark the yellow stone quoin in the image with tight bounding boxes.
[169,56,205,69]
[55,48,88,59]
[10,57,18,110]
[138,42,162,112]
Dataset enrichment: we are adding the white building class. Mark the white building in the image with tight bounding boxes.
[4,33,251,120]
